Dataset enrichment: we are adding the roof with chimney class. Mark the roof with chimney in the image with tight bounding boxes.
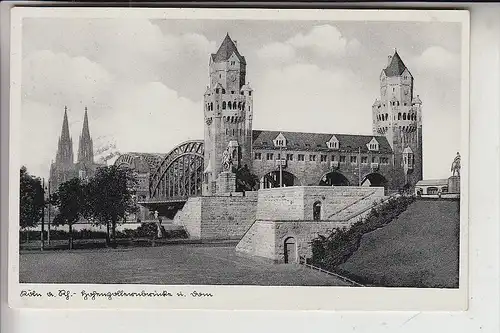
[211,33,246,64]
[383,51,410,77]
[252,130,393,153]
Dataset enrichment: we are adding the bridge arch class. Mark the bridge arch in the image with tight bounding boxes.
[319,171,350,186]
[361,172,388,188]
[149,140,204,200]
[259,170,301,189]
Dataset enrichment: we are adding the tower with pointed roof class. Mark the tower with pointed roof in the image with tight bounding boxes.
[372,50,423,188]
[76,106,95,181]
[55,106,74,166]
[203,33,253,195]
[77,107,94,165]
[49,106,100,192]
[50,106,77,192]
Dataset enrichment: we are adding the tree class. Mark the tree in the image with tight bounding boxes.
[84,165,138,247]
[50,178,85,249]
[19,166,45,230]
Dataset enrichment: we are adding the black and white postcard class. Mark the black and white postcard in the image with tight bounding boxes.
[8,7,469,310]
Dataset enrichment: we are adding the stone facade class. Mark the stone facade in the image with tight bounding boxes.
[173,192,258,239]
[203,34,253,196]
[200,36,423,195]
[236,186,385,263]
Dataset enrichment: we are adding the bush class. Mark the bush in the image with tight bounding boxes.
[311,195,416,271]
[19,223,189,243]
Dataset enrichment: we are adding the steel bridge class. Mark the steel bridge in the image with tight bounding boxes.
[145,140,205,204]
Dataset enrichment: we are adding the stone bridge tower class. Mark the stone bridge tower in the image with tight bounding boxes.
[203,34,253,195]
[372,50,423,189]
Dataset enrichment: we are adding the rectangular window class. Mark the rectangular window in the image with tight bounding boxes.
[340,155,346,163]
[309,155,316,162]
[276,153,281,160]
[266,153,273,161]
[254,153,262,160]
[320,155,327,162]
[361,156,368,164]
[298,154,305,161]
[372,156,376,163]
[331,155,336,161]
[350,156,357,164]
[286,154,294,161]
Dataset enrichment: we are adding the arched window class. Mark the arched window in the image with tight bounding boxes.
[238,102,242,109]
[385,113,388,120]
[222,89,226,94]
[397,101,400,106]
[403,113,406,120]
[398,112,401,120]
[242,102,245,110]
[233,101,237,109]
[225,128,228,135]
[222,101,226,109]
[232,129,235,136]
[228,102,232,110]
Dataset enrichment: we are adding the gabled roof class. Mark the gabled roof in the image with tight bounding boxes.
[211,33,246,65]
[384,51,410,77]
[252,130,393,153]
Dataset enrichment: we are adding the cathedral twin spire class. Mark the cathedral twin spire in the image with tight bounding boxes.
[56,106,94,166]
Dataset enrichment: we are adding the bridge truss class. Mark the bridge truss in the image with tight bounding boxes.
[148,140,205,202]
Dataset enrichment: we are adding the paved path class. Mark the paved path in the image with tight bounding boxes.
[20,244,350,286]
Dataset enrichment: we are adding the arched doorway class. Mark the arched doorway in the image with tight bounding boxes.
[313,201,322,221]
[260,170,299,189]
[284,237,297,264]
[319,172,350,186]
[361,173,388,188]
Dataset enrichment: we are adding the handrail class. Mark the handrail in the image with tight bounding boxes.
[298,256,364,287]
[327,190,378,219]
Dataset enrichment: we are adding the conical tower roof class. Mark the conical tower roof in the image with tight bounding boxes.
[77,106,94,164]
[55,106,74,165]
[384,50,410,77]
[211,33,246,64]
[60,106,71,141]
[81,107,91,139]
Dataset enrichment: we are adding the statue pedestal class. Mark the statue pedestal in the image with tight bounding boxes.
[217,171,236,194]
[448,176,460,194]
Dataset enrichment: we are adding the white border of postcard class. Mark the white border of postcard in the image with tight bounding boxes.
[8,7,470,310]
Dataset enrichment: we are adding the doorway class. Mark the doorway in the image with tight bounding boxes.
[284,237,297,264]
[313,201,322,221]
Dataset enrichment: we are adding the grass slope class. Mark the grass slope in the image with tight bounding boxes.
[338,199,460,288]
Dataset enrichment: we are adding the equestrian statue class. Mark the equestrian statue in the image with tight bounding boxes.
[451,152,461,177]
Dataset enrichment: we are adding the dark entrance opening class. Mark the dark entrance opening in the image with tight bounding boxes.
[319,172,350,186]
[284,237,297,264]
[261,170,297,188]
[361,173,388,188]
[313,201,322,221]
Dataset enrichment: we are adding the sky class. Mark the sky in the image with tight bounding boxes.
[20,17,464,180]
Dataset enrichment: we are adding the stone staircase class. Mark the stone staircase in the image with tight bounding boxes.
[328,190,387,224]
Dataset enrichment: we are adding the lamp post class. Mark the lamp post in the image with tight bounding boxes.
[40,178,45,251]
[358,147,362,186]
[279,145,283,188]
[47,180,51,245]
